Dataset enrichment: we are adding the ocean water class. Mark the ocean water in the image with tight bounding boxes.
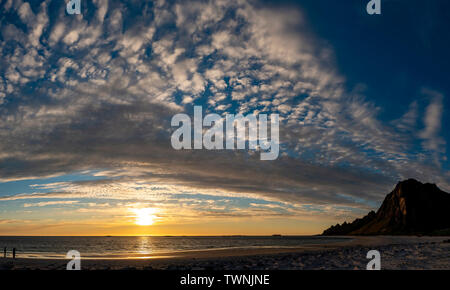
[0,236,350,259]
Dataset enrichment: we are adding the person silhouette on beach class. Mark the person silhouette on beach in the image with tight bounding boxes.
[12,248,15,259]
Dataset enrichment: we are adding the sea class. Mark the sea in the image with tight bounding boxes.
[0,236,350,259]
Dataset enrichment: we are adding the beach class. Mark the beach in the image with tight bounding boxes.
[0,236,448,270]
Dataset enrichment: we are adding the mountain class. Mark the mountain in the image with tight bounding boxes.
[322,179,450,235]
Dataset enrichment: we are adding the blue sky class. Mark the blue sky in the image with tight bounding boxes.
[300,0,450,147]
[0,0,449,235]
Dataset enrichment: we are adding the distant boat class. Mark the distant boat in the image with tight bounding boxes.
[271,234,282,237]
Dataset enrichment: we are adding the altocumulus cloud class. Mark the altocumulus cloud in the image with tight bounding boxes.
[0,0,448,217]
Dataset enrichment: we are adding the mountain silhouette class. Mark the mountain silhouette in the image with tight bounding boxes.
[322,179,450,235]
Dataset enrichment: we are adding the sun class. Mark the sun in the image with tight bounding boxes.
[132,208,157,226]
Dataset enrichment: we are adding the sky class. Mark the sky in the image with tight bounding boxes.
[0,0,449,236]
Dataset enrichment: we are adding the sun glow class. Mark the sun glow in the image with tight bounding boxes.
[132,208,157,226]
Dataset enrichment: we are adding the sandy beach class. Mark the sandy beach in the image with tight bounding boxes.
[0,236,448,270]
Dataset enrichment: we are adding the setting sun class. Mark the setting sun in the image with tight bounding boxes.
[132,208,157,226]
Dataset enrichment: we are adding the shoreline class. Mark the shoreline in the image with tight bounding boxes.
[0,236,448,270]
[0,235,353,260]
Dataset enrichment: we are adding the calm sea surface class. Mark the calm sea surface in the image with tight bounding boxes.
[0,236,350,259]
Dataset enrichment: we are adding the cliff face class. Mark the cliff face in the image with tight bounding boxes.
[322,179,450,235]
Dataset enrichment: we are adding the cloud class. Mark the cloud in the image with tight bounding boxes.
[393,101,418,132]
[0,0,449,220]
[419,89,445,152]
[23,200,79,207]
[18,2,34,24]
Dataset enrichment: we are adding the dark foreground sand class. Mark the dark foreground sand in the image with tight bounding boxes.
[0,236,448,270]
